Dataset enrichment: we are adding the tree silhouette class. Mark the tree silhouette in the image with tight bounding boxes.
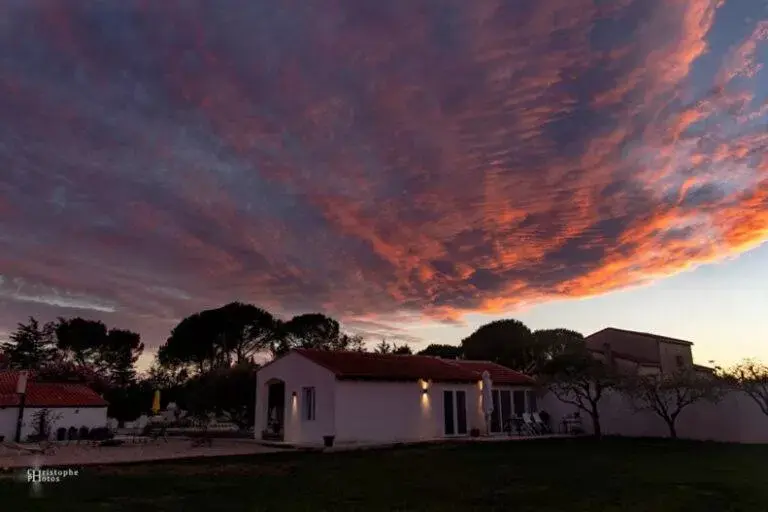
[539,348,617,438]
[0,317,57,369]
[417,344,463,359]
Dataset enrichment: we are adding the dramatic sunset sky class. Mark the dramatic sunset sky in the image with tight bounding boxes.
[1,0,767,368]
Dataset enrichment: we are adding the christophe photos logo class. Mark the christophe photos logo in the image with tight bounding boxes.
[15,466,81,497]
[27,467,80,484]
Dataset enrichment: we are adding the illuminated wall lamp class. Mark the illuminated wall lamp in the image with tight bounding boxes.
[291,391,297,398]
[421,379,430,394]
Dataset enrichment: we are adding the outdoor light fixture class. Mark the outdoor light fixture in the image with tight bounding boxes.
[420,379,429,394]
[292,391,297,398]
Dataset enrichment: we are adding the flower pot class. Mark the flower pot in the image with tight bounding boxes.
[323,435,335,447]
[469,428,480,438]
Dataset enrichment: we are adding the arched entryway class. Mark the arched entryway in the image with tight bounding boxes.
[263,379,286,441]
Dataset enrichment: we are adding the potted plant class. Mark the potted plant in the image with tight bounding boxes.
[470,428,480,438]
[323,435,335,448]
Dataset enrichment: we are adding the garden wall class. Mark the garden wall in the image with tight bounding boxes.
[541,390,768,444]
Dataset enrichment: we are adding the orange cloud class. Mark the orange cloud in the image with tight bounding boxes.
[0,0,767,345]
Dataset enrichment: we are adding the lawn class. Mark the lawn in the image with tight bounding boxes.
[1,437,767,511]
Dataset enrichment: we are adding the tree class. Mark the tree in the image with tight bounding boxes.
[0,317,57,369]
[274,313,364,355]
[159,303,277,372]
[417,344,463,359]
[532,329,585,369]
[623,370,724,439]
[101,329,144,387]
[54,317,109,366]
[723,360,768,416]
[54,318,143,387]
[540,348,617,438]
[182,361,259,428]
[374,339,412,354]
[461,319,536,372]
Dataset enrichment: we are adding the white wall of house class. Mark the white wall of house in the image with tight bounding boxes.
[658,341,694,374]
[255,354,537,445]
[255,352,336,445]
[0,406,107,441]
[334,381,487,443]
[0,407,18,441]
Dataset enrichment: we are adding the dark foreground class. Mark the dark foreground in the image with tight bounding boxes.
[1,437,766,511]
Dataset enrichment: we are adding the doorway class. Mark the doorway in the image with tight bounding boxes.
[443,390,468,436]
[264,380,285,441]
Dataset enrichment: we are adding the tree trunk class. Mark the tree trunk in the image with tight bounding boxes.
[590,410,602,438]
[665,418,678,439]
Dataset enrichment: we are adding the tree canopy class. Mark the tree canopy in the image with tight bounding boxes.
[417,344,463,359]
[461,319,583,373]
[0,317,57,369]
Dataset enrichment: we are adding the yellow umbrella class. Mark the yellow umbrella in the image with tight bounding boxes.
[151,390,161,415]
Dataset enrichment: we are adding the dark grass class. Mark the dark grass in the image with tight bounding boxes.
[2,437,768,511]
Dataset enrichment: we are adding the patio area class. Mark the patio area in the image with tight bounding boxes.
[0,438,285,469]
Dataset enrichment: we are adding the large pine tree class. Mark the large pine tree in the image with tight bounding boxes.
[0,317,57,369]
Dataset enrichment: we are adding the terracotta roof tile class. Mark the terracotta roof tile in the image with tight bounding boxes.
[0,371,108,407]
[293,349,534,385]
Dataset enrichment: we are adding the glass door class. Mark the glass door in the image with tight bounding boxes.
[443,390,468,436]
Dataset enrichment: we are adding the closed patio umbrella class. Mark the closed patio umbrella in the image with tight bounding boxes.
[482,371,494,435]
[151,390,161,415]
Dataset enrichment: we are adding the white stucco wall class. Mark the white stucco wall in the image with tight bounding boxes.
[0,406,107,441]
[255,352,337,445]
[334,380,485,443]
[0,407,18,441]
[658,341,694,374]
[542,388,768,443]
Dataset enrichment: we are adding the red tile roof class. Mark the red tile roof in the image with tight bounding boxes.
[293,349,535,385]
[0,371,108,408]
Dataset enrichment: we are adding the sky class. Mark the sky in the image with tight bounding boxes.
[1,0,767,369]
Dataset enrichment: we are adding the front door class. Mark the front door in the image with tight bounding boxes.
[443,390,468,436]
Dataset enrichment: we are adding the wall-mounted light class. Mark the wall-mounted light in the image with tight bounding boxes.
[291,391,297,398]
[420,379,430,394]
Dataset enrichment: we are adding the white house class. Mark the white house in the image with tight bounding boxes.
[255,349,537,446]
[0,371,108,442]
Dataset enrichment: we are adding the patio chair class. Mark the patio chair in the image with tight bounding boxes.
[532,412,551,434]
[522,413,540,435]
[150,424,168,443]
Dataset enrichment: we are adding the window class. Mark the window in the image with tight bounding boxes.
[675,355,684,368]
[302,387,316,421]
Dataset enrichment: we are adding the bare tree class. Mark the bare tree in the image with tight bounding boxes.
[623,370,724,439]
[540,349,617,438]
[722,359,768,416]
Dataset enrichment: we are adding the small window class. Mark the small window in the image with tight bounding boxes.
[675,355,684,368]
[302,387,316,421]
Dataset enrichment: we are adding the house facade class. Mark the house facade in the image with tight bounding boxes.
[255,349,536,445]
[0,371,108,441]
[585,327,712,376]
